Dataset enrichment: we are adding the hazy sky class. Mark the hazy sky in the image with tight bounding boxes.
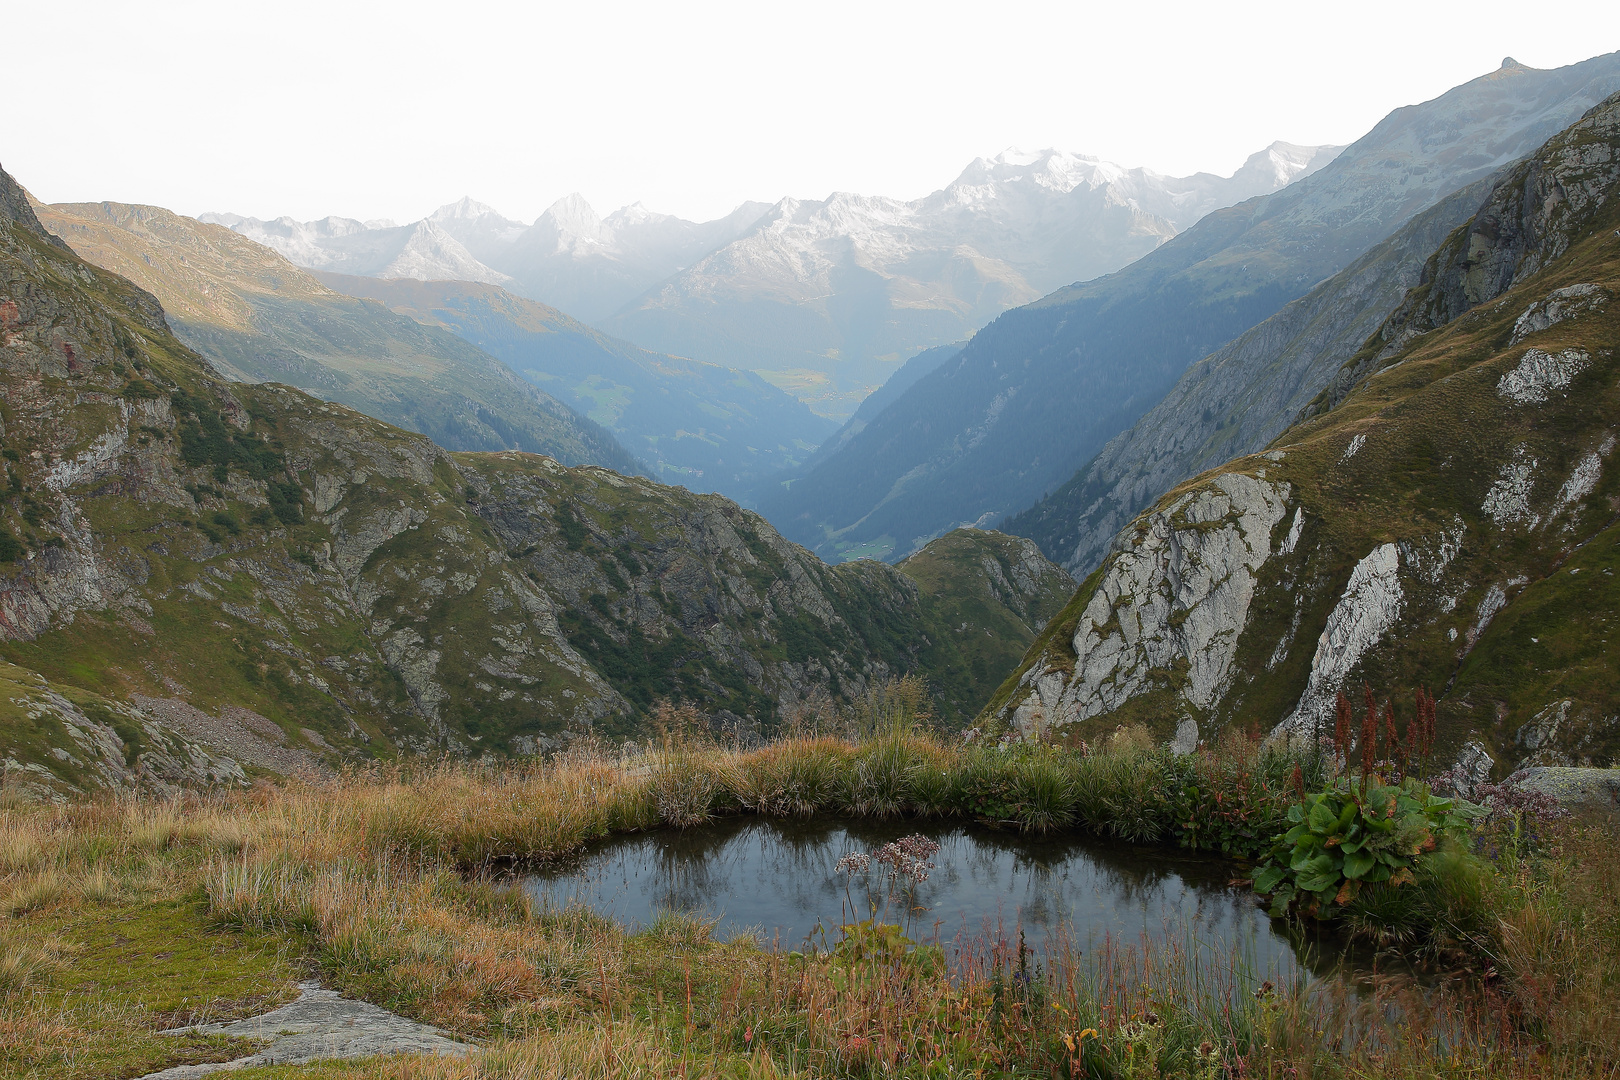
[6,1,1618,225]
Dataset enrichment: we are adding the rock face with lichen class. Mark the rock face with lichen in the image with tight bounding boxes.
[1006,472,1289,737]
[985,93,1620,778]
[0,162,1068,796]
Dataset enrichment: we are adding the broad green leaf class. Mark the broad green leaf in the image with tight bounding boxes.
[1253,865,1286,893]
[1295,852,1339,892]
[1342,849,1376,880]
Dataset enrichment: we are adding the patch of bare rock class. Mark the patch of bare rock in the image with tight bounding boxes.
[136,981,471,1077]
[132,696,330,778]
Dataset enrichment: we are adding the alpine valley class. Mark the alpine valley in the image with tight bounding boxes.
[12,28,1620,1080]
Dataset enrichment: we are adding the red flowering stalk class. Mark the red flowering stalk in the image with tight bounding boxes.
[1360,684,1378,799]
[1415,687,1437,776]
[1334,692,1353,767]
[1382,698,1400,781]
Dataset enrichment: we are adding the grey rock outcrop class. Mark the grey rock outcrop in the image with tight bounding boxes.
[1006,471,1290,734]
[1505,766,1620,816]
[139,981,470,1077]
[1276,543,1404,738]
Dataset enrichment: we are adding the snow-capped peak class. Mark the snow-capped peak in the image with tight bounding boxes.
[429,196,505,223]
[537,193,608,242]
[1234,141,1345,190]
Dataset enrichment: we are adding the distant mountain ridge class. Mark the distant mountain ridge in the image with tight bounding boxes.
[756,53,1620,561]
[602,142,1342,415]
[204,141,1339,419]
[204,196,773,324]
[200,211,514,287]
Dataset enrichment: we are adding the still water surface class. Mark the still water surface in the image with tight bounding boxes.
[522,817,1339,984]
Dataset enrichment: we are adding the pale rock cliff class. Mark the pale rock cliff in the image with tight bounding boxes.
[1007,471,1290,736]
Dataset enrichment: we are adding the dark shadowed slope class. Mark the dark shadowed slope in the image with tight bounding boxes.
[1004,171,1503,575]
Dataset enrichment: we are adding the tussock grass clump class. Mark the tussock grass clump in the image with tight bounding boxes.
[75,866,122,905]
[0,822,46,874]
[5,870,66,916]
[731,737,850,816]
[0,935,62,994]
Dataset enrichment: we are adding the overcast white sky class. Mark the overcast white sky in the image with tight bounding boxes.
[5,1,1618,225]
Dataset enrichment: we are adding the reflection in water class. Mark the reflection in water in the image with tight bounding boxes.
[521,817,1354,985]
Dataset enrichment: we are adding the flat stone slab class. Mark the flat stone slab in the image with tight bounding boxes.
[137,981,471,1078]
[1508,767,1620,813]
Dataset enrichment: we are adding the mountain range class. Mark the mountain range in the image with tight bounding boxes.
[206,143,1340,419]
[203,197,773,325]
[600,143,1342,416]
[757,54,1620,562]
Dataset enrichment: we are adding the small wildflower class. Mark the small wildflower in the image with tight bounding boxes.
[834,851,871,875]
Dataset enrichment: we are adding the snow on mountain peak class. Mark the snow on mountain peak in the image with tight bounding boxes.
[429,197,504,223]
[538,193,607,241]
[378,220,510,285]
[993,147,1046,167]
[1237,141,1346,189]
[604,202,673,229]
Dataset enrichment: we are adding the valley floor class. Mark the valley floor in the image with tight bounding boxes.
[1,730,1617,1079]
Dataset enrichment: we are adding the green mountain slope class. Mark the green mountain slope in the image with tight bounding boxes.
[896,530,1074,721]
[312,273,835,497]
[34,200,641,474]
[0,164,1065,795]
[986,92,1620,781]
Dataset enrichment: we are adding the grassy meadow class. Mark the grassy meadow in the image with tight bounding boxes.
[1,695,1617,1078]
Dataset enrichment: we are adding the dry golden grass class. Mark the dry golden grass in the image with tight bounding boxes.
[0,733,1614,1078]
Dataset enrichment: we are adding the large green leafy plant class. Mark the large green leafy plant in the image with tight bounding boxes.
[1252,780,1476,916]
[1253,685,1477,917]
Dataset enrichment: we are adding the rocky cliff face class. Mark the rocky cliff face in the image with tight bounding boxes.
[0,165,1069,796]
[987,93,1620,779]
